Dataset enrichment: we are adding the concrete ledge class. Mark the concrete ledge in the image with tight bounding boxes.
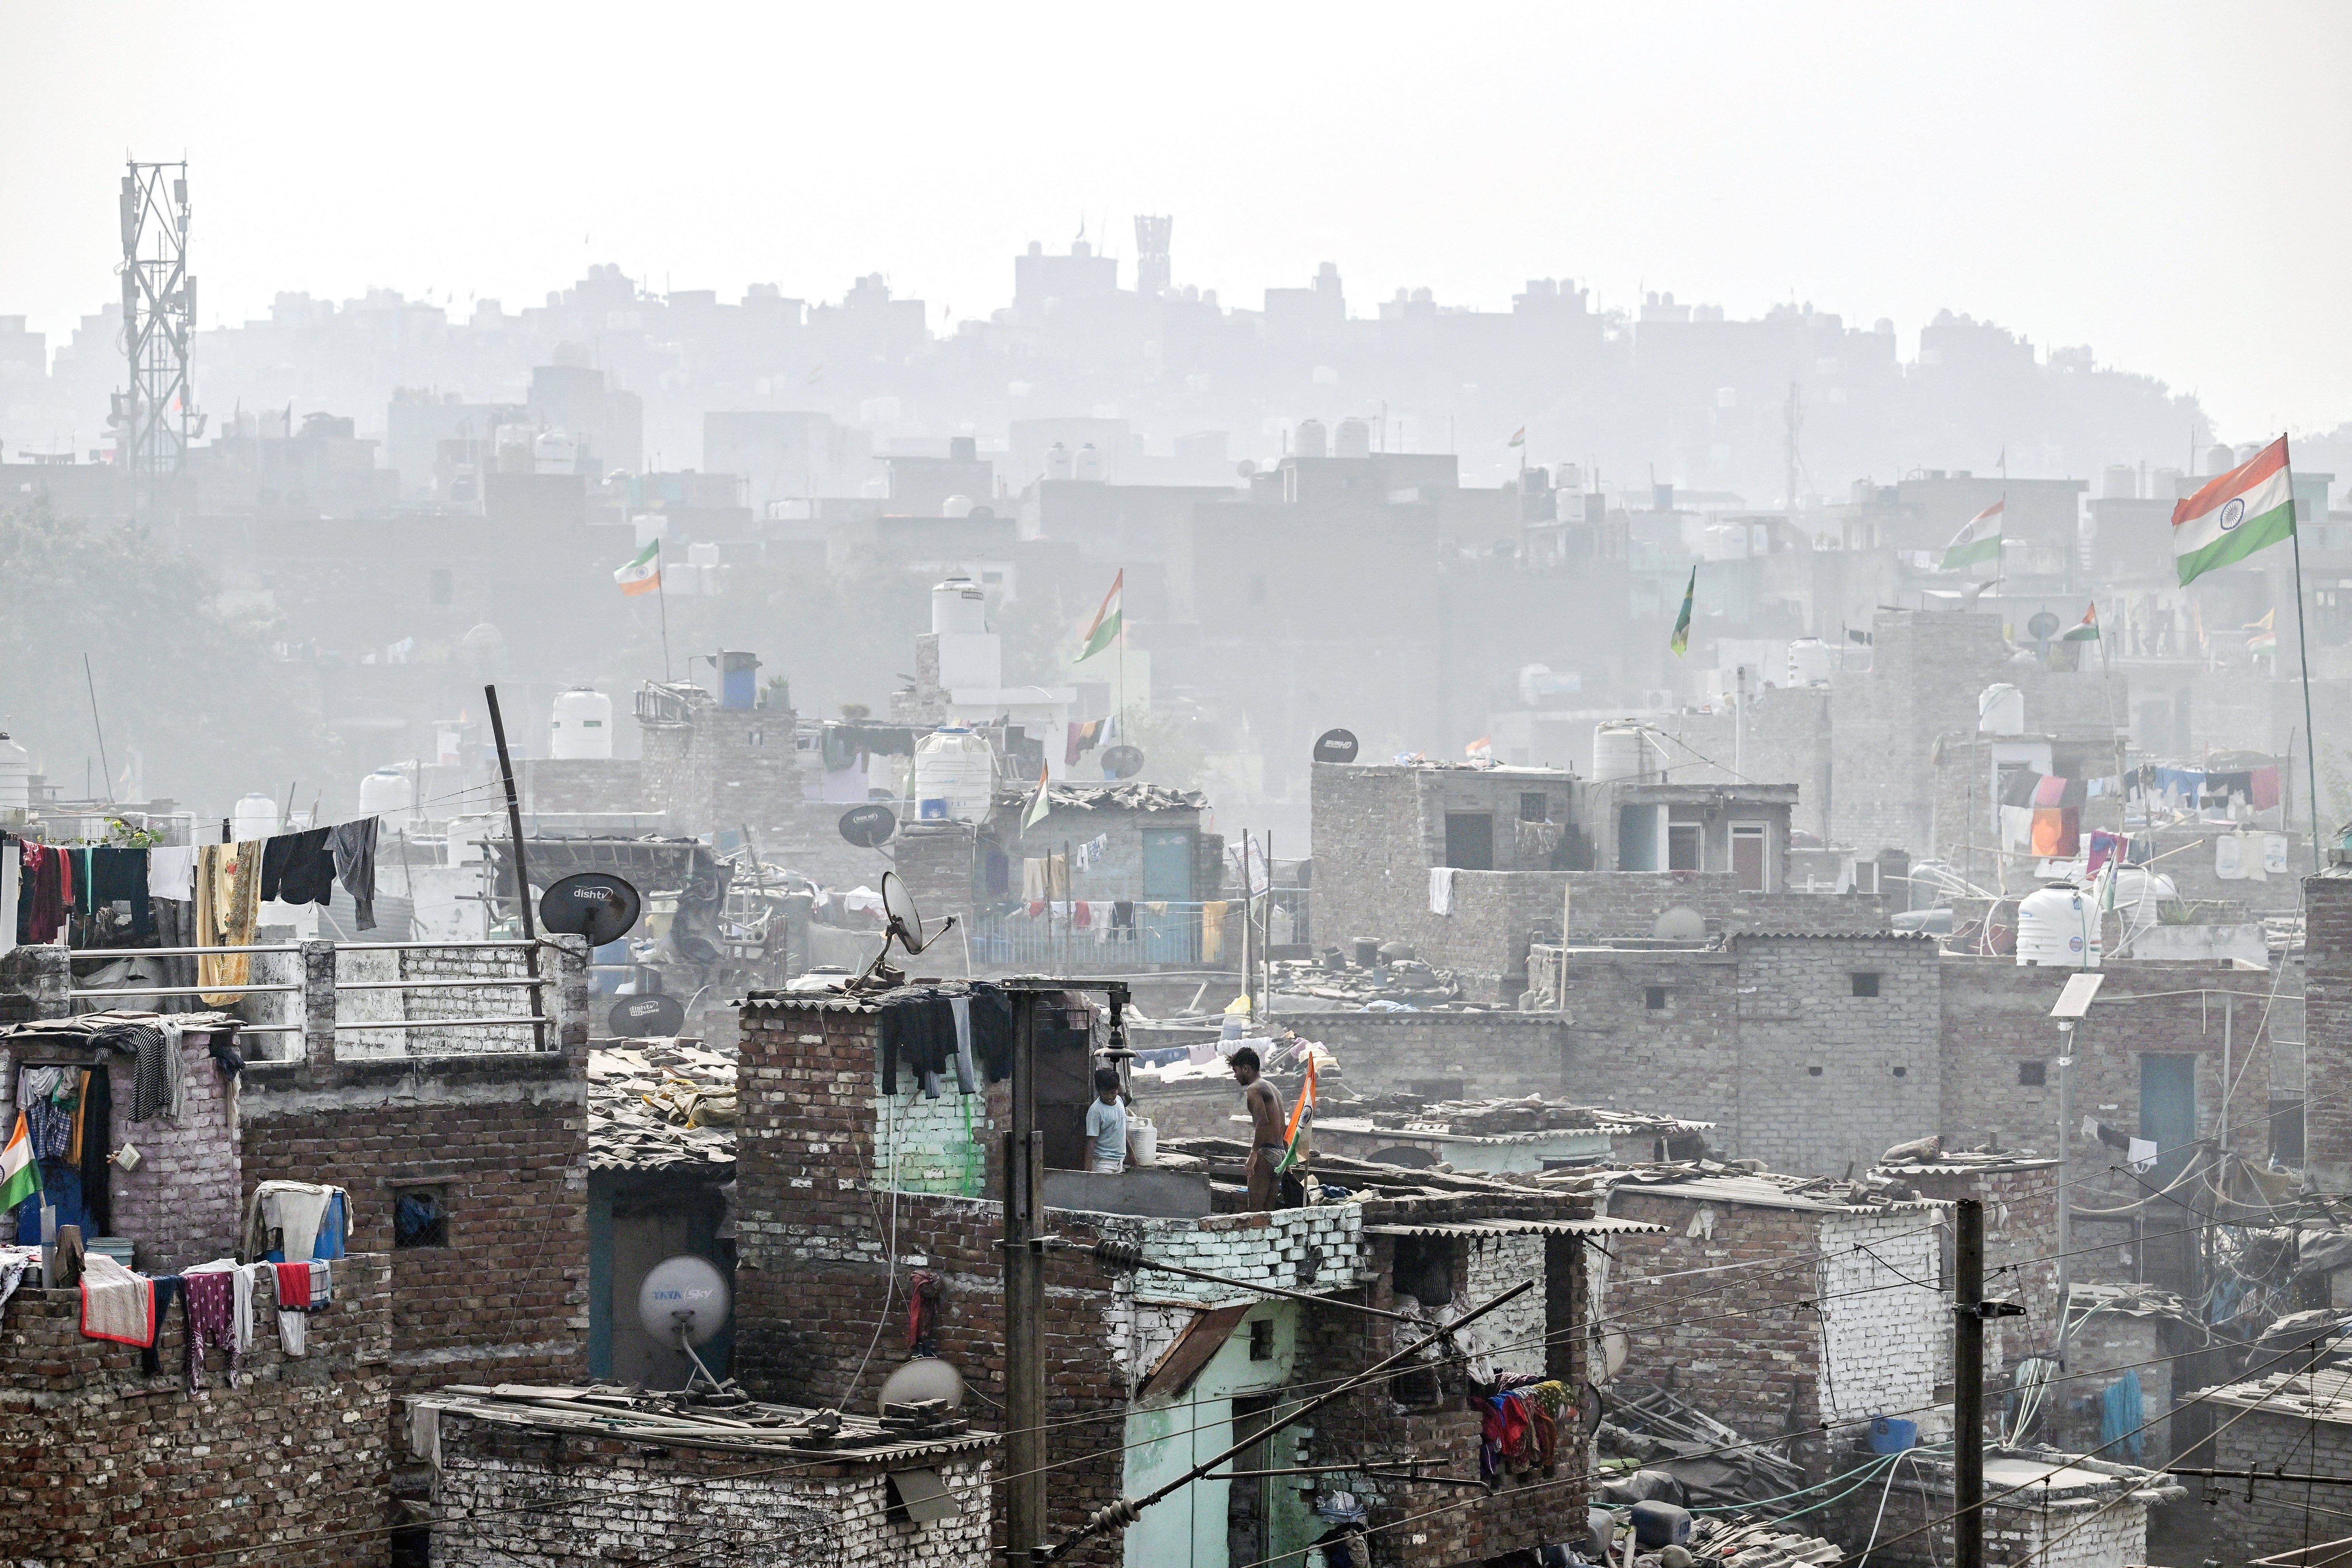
[1044,1166,1214,1219]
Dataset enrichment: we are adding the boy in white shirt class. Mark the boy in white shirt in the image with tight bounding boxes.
[1084,1067,1128,1174]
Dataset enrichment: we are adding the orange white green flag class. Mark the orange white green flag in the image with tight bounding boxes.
[613,539,662,597]
[2062,603,2100,642]
[2175,436,2295,586]
[1275,1052,1317,1172]
[1076,570,1123,662]
[0,1111,40,1212]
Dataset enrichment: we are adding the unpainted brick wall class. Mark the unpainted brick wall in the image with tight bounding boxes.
[0,1252,394,1567]
[239,1052,588,1404]
[427,1417,992,1568]
[2203,1401,2352,1566]
[1828,1481,2148,1568]
[1895,1162,2062,1382]
[1265,1010,1575,1099]
[2303,872,2352,1184]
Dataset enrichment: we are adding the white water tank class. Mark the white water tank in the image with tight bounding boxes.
[533,431,578,475]
[1978,684,2025,735]
[2101,465,2137,500]
[941,494,975,518]
[358,767,415,819]
[1787,638,1836,686]
[1334,417,1371,458]
[551,687,614,760]
[1074,443,1104,481]
[0,732,28,812]
[1593,722,1657,787]
[1046,443,1072,481]
[2017,884,2102,968]
[931,578,989,635]
[912,728,997,822]
[232,793,282,843]
[1295,419,1329,459]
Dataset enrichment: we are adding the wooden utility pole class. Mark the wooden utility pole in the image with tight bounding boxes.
[1955,1197,1986,1568]
[1003,985,1047,1559]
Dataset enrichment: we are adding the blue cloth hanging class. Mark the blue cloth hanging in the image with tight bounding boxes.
[2099,1370,2145,1462]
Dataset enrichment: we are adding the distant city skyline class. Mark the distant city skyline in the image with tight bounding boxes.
[3,2,2348,438]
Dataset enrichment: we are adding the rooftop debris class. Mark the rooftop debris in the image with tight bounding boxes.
[420,1383,988,1459]
[1598,1380,1805,1506]
[1269,953,1477,1011]
[1334,1093,1711,1141]
[588,1037,737,1173]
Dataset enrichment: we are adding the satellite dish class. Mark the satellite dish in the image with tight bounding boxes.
[610,993,686,1037]
[858,871,957,986]
[540,872,641,946]
[1236,458,1259,478]
[1100,744,1145,780]
[638,1254,731,1347]
[840,803,898,848]
[878,1356,967,1415]
[1652,906,1707,941]
[1313,728,1360,764]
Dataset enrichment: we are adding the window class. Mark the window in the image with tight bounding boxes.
[394,1187,449,1249]
[1444,812,1494,871]
[1732,824,1766,891]
[1667,823,1702,872]
[1519,792,1549,823]
[428,568,453,606]
[1645,986,1668,1011]
[1851,972,1881,997]
[2017,1061,2047,1087]
[1248,1319,1275,1361]
[1807,1066,1824,1077]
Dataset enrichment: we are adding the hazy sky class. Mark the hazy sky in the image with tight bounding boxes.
[4,2,2346,437]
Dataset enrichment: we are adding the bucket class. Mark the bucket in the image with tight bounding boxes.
[1127,1118,1158,1168]
[1869,1413,1918,1453]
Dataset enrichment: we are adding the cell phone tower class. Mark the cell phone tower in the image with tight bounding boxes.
[113,161,200,519]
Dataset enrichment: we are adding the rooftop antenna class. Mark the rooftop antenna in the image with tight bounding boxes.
[635,1254,742,1403]
[114,160,198,525]
[854,870,957,990]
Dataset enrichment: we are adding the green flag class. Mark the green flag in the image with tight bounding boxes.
[1669,568,1695,657]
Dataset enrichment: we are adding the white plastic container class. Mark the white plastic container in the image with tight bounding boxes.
[231,792,281,843]
[1127,1117,1159,1168]
[931,578,988,635]
[357,768,415,820]
[2017,884,2102,968]
[912,727,997,822]
[550,687,614,760]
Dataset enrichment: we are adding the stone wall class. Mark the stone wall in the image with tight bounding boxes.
[1559,935,1941,1177]
[426,1417,993,1568]
[0,1253,394,1567]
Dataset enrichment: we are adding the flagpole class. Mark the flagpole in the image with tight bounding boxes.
[1117,562,1127,731]
[655,537,673,684]
[2287,444,2322,871]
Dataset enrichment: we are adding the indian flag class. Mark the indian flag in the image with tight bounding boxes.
[613,539,662,597]
[1507,427,1526,448]
[2062,603,2100,642]
[2175,436,2295,586]
[2248,609,2278,656]
[1275,1052,1317,1172]
[0,1112,40,1214]
[1669,567,1695,657]
[1021,764,1053,830]
[1941,501,2004,571]
[1076,569,1122,662]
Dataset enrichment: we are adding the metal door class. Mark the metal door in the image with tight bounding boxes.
[1141,828,1195,963]
[2139,1054,2197,1183]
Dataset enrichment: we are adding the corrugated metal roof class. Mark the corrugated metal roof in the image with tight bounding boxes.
[1362,1216,1668,1238]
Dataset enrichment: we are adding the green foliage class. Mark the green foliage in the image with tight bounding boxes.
[0,501,325,816]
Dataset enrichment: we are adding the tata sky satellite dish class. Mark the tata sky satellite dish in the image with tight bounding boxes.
[1313,728,1360,765]
[840,802,898,848]
[878,1356,967,1415]
[610,992,687,1037]
[539,872,641,947]
[637,1254,735,1395]
[1100,744,1145,780]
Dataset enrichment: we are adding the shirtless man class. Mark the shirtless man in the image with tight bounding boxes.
[1231,1046,1287,1210]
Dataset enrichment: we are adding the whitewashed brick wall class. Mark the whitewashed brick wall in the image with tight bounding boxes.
[872,1077,995,1197]
[1817,1208,1945,1430]
[1461,1234,1548,1378]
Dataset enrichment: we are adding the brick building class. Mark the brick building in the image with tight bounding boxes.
[727,986,1656,1567]
[2303,870,2352,1186]
[2180,1363,2352,1565]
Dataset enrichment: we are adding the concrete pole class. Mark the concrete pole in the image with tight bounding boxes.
[2056,1021,2075,1354]
[1003,987,1047,1562]
[1955,1198,1987,1568]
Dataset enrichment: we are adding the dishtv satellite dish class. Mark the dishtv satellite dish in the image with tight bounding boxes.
[610,992,686,1037]
[539,872,641,947]
[1313,728,1360,764]
[839,802,898,849]
[1100,744,1145,780]
[856,871,958,987]
[637,1254,735,1395]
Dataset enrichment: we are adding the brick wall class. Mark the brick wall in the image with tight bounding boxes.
[514,757,646,814]
[0,1022,245,1274]
[1814,1208,1944,1429]
[426,1418,992,1568]
[639,697,804,839]
[0,1253,394,1567]
[2199,1402,2352,1565]
[1895,1163,2061,1380]
[238,1050,588,1405]
[1652,686,1836,842]
[2306,873,2352,1184]
[1560,935,1940,1177]
[1266,1011,1576,1099]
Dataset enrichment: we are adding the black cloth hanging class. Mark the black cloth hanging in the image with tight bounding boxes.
[261,828,336,906]
[77,1064,112,1238]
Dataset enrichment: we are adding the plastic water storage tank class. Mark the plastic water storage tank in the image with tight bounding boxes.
[2017,885,2101,968]
[1295,419,1329,459]
[932,578,988,634]
[718,652,761,710]
[1978,684,2025,735]
[1786,638,1836,686]
[1593,722,1657,786]
[357,767,416,819]
[1074,443,1104,481]
[0,732,28,812]
[550,688,614,759]
[232,793,282,842]
[912,728,997,821]
[1334,417,1372,458]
